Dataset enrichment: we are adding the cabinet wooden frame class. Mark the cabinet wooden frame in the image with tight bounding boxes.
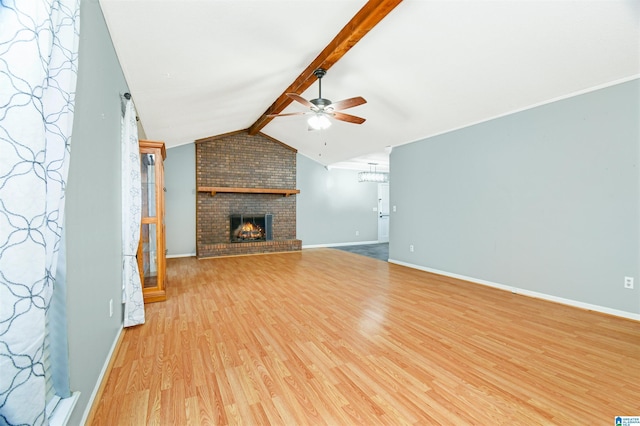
[137,140,167,303]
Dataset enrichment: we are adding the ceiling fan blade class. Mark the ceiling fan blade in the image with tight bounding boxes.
[329,96,367,111]
[286,93,315,109]
[267,111,306,118]
[332,111,366,124]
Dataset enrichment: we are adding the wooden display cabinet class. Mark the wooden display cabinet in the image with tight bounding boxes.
[137,140,167,303]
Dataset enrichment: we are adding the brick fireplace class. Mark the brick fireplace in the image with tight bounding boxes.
[195,131,301,258]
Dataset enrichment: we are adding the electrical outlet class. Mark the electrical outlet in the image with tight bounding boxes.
[409,244,414,252]
[624,277,634,289]
[109,299,114,317]
[393,205,397,212]
[355,230,359,236]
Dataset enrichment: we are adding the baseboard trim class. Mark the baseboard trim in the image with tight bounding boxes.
[80,326,125,425]
[167,253,196,259]
[303,241,380,249]
[388,259,640,322]
[48,391,80,426]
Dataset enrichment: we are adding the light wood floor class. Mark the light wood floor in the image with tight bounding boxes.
[90,249,640,425]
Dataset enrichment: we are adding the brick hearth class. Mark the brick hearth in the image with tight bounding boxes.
[195,131,301,258]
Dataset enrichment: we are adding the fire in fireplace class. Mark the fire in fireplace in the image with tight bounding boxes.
[235,221,263,240]
[230,214,273,243]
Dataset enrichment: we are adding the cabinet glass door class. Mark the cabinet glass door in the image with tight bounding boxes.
[140,223,157,288]
[140,152,157,289]
[141,153,156,217]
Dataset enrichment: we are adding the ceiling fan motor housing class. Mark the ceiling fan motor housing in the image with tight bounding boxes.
[310,97,332,109]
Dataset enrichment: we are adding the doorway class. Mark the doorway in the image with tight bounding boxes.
[377,183,389,242]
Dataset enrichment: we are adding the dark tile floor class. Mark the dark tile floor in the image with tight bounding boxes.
[332,243,389,261]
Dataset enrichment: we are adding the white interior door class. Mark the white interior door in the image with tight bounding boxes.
[378,183,390,243]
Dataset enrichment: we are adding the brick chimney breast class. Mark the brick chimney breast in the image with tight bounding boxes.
[195,132,301,257]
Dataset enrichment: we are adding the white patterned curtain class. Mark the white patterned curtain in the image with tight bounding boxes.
[121,98,145,327]
[0,0,80,425]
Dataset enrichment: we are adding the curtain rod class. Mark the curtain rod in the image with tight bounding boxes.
[121,93,139,121]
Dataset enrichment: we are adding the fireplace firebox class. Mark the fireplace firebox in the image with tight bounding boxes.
[230,214,273,243]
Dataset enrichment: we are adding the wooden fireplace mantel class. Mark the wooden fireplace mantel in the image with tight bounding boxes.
[198,186,300,197]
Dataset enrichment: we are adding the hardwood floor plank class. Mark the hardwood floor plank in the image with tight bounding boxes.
[145,373,162,425]
[160,379,186,425]
[184,396,201,425]
[270,395,299,425]
[90,250,640,425]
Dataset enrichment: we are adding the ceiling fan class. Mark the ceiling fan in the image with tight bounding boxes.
[268,68,367,130]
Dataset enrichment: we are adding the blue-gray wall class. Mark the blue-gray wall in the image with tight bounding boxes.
[65,1,128,423]
[165,143,196,256]
[389,79,640,316]
[297,154,379,246]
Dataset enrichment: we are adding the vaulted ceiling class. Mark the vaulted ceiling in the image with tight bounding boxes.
[100,0,639,171]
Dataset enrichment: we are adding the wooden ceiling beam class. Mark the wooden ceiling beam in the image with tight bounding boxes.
[247,0,403,135]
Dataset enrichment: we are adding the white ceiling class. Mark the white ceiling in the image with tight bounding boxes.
[100,0,639,172]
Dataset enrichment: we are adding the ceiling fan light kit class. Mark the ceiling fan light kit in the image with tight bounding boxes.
[268,68,367,130]
[307,113,331,131]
